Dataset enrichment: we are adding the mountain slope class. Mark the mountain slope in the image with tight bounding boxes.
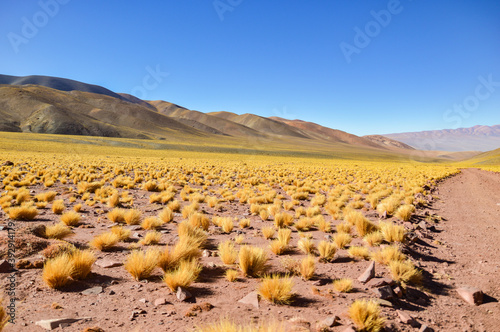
[384,125,500,152]
[363,135,415,150]
[270,117,388,150]
[0,74,127,101]
[0,85,206,139]
[150,101,266,138]
[209,111,309,138]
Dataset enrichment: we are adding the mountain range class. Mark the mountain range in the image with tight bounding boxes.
[0,74,497,155]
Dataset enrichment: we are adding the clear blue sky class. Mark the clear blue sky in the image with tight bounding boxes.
[1,0,499,136]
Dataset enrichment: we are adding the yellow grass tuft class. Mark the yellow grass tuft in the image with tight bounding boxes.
[258,274,294,304]
[277,228,292,246]
[35,191,57,202]
[238,246,268,277]
[73,203,82,212]
[110,225,131,241]
[333,232,352,249]
[89,232,120,251]
[218,240,238,265]
[262,226,275,239]
[42,254,74,289]
[0,298,8,331]
[60,211,81,226]
[371,245,406,265]
[51,200,65,214]
[163,259,202,292]
[124,209,142,225]
[259,209,269,221]
[316,216,331,233]
[379,221,406,243]
[348,299,385,332]
[220,217,234,233]
[318,240,336,262]
[195,318,285,332]
[141,216,163,230]
[158,207,173,223]
[336,222,351,234]
[7,205,38,220]
[107,208,126,223]
[225,269,239,282]
[45,223,73,240]
[299,255,315,280]
[388,260,422,284]
[395,204,415,221]
[348,246,370,260]
[363,231,384,247]
[189,212,210,231]
[140,231,162,245]
[297,238,316,255]
[69,249,96,280]
[125,249,160,280]
[332,278,353,292]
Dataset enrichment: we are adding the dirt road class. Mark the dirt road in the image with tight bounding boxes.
[422,168,500,331]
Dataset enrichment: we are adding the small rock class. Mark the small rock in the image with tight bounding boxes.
[35,317,90,330]
[176,287,192,301]
[419,324,434,332]
[312,278,331,286]
[372,285,395,300]
[108,290,115,295]
[81,286,103,295]
[95,259,122,268]
[365,277,388,288]
[127,225,142,231]
[456,286,483,305]
[379,211,387,219]
[341,326,357,332]
[0,260,12,273]
[238,291,259,309]
[393,286,403,298]
[358,261,375,283]
[397,310,420,327]
[318,315,340,328]
[372,298,393,307]
[131,232,143,239]
[138,298,147,303]
[417,221,427,230]
[154,298,167,306]
[202,250,211,257]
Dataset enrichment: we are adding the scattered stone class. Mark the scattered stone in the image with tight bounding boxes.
[129,309,146,321]
[456,286,483,305]
[82,327,104,332]
[393,286,403,298]
[397,310,420,327]
[365,277,388,288]
[0,260,12,273]
[318,315,340,328]
[419,324,434,332]
[95,259,122,268]
[372,298,393,307]
[202,250,211,257]
[51,302,63,310]
[108,290,115,295]
[379,211,387,219]
[358,261,375,283]
[417,221,427,230]
[138,298,147,303]
[131,232,143,239]
[154,298,167,306]
[341,326,357,332]
[238,291,259,309]
[286,316,311,331]
[406,232,419,242]
[176,287,192,301]
[200,302,214,311]
[372,285,395,300]
[35,317,90,330]
[127,225,142,231]
[81,286,103,295]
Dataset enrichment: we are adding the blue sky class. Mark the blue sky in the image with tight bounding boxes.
[1,0,499,136]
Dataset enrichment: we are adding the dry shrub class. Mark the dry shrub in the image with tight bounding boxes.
[363,231,384,247]
[262,226,275,239]
[388,260,422,284]
[333,233,352,249]
[7,205,38,220]
[124,209,142,225]
[297,238,315,255]
[158,207,173,223]
[188,212,210,231]
[110,226,131,241]
[69,249,96,280]
[89,232,120,251]
[0,298,8,331]
[41,242,77,259]
[35,191,57,202]
[379,221,406,243]
[140,231,162,245]
[336,222,352,234]
[218,240,237,265]
[332,278,353,293]
[220,217,233,233]
[238,246,268,277]
[348,299,385,332]
[195,318,285,332]
[60,211,81,226]
[45,223,73,240]
[42,254,74,289]
[258,274,294,304]
[51,200,65,214]
[318,241,336,262]
[141,216,163,230]
[299,255,315,280]
[395,204,415,221]
[371,245,406,265]
[225,269,239,282]
[163,259,202,292]
[348,246,370,260]
[107,208,126,223]
[125,249,160,280]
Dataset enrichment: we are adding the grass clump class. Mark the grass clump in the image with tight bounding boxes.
[45,223,73,240]
[51,200,65,214]
[299,255,315,280]
[261,226,275,239]
[297,238,316,255]
[7,205,38,220]
[332,278,353,293]
[107,208,126,223]
[225,269,239,282]
[348,246,370,260]
[388,260,422,284]
[348,299,385,332]
[110,226,131,241]
[140,231,162,245]
[89,232,120,251]
[158,207,173,223]
[141,216,163,230]
[371,245,406,265]
[333,232,352,249]
[218,240,238,265]
[318,240,336,262]
[363,231,384,247]
[60,211,81,226]
[124,209,142,225]
[238,246,268,277]
[69,249,96,280]
[395,204,415,221]
[379,222,406,243]
[125,249,160,280]
[258,274,294,305]
[195,318,285,332]
[42,254,74,289]
[35,191,57,202]
[0,298,8,331]
[163,259,202,292]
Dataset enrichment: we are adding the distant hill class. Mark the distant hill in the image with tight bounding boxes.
[384,125,500,152]
[363,135,415,150]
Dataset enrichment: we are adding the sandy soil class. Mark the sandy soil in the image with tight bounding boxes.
[1,168,499,332]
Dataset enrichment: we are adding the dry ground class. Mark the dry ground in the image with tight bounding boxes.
[1,168,499,332]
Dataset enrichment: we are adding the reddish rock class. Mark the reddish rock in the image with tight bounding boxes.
[456,286,483,305]
[397,310,420,327]
[365,277,389,288]
[238,291,259,309]
[154,298,167,306]
[0,260,12,273]
[358,261,375,283]
[95,259,122,268]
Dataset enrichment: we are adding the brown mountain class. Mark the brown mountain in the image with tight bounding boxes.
[384,125,500,152]
[269,117,391,150]
[363,135,415,150]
